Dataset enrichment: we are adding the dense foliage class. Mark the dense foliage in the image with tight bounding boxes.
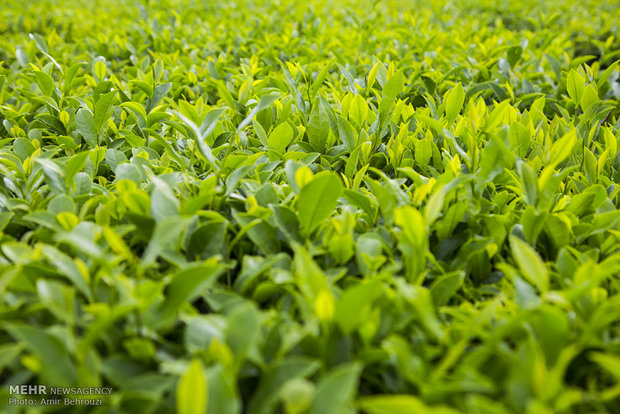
[1,0,620,412]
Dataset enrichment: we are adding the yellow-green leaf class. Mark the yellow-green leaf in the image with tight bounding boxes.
[177,359,208,414]
[509,235,549,292]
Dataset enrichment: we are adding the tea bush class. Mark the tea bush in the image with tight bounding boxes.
[1,0,619,413]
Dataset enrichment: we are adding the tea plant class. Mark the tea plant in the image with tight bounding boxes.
[1,0,619,413]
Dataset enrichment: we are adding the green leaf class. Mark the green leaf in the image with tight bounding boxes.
[237,93,279,132]
[359,395,460,414]
[285,160,303,194]
[349,94,368,126]
[521,206,548,244]
[293,245,330,301]
[268,122,294,153]
[335,279,381,334]
[142,216,187,266]
[65,151,89,185]
[310,61,333,99]
[307,97,330,152]
[207,365,241,414]
[508,122,530,158]
[225,164,254,196]
[424,188,445,226]
[34,70,54,96]
[158,263,224,326]
[36,158,66,194]
[40,244,92,300]
[225,302,260,358]
[478,135,515,184]
[176,109,223,171]
[430,271,465,306]
[338,63,358,94]
[105,148,127,172]
[187,221,227,260]
[0,212,13,232]
[580,83,598,111]
[116,163,142,184]
[150,177,180,220]
[29,33,62,72]
[200,107,227,143]
[415,140,432,165]
[379,70,405,115]
[394,206,427,283]
[507,46,523,68]
[308,362,361,414]
[94,90,116,134]
[584,148,597,183]
[444,82,465,124]
[177,359,208,414]
[509,235,549,292]
[37,279,75,324]
[336,114,356,151]
[566,69,585,103]
[517,160,538,206]
[6,324,78,386]
[13,137,35,161]
[122,101,147,128]
[297,171,343,233]
[280,379,315,414]
[94,60,106,80]
[75,108,97,147]
[548,129,576,167]
[149,82,172,112]
[248,357,320,414]
[590,352,620,381]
